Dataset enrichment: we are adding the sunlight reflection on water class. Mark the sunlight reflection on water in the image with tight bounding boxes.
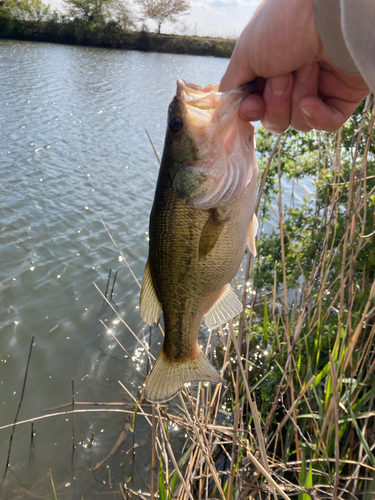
[0,39,313,498]
[0,39,233,498]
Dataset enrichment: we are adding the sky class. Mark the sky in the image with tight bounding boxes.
[48,0,262,39]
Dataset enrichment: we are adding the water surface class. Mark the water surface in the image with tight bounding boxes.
[0,40,233,499]
[0,39,312,499]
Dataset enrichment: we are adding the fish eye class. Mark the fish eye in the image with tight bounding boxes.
[168,116,183,134]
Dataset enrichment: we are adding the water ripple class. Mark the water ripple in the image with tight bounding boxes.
[0,39,230,498]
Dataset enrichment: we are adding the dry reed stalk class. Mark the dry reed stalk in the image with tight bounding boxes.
[177,443,199,500]
[343,396,375,496]
[266,376,315,451]
[227,361,239,500]
[226,322,291,500]
[329,352,340,500]
[356,101,375,246]
[99,214,141,289]
[277,143,292,378]
[145,128,161,165]
[263,225,324,439]
[151,406,156,500]
[275,144,307,478]
[338,98,370,332]
[263,193,306,283]
[156,406,195,500]
[358,323,375,384]
[94,283,155,360]
[245,450,292,500]
[44,401,156,411]
[158,417,171,496]
[71,378,75,450]
[118,381,153,424]
[3,335,34,479]
[98,213,166,337]
[99,319,131,357]
[255,133,282,214]
[0,408,143,432]
[342,279,375,373]
[179,393,226,500]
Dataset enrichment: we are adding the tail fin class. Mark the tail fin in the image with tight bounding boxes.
[144,348,221,404]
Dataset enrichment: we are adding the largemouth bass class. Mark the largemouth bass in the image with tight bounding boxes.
[140,79,258,403]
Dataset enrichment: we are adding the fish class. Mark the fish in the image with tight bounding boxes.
[139,79,258,403]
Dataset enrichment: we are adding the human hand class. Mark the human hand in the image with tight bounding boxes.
[219,0,369,133]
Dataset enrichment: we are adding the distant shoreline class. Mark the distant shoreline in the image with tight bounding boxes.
[0,18,236,58]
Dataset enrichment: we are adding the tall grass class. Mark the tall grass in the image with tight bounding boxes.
[119,96,375,499]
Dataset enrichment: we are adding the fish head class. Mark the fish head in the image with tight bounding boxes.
[165,79,257,209]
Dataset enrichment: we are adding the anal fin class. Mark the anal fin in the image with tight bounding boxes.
[247,213,258,257]
[139,259,162,326]
[144,348,221,403]
[204,284,243,329]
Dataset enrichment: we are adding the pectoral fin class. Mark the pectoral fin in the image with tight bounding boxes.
[204,284,243,329]
[247,213,258,257]
[139,260,162,326]
[199,209,227,260]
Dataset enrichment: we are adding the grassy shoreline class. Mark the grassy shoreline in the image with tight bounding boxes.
[0,18,236,57]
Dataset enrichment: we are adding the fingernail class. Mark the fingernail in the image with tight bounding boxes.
[297,64,315,83]
[301,106,316,118]
[270,75,289,96]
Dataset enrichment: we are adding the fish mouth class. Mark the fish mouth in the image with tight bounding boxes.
[172,79,220,134]
[176,78,254,106]
[176,79,220,105]
[170,79,257,209]
[175,79,254,128]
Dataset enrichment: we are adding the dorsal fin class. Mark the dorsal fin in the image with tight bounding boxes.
[139,260,162,326]
[204,284,243,329]
[247,213,258,257]
[199,209,228,260]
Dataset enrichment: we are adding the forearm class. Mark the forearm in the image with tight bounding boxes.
[314,0,375,92]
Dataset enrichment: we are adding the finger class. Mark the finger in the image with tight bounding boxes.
[260,74,293,133]
[299,96,362,132]
[318,63,370,101]
[220,56,256,92]
[219,35,256,92]
[239,94,265,122]
[290,63,319,132]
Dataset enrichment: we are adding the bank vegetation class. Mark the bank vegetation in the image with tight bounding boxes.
[0,0,235,57]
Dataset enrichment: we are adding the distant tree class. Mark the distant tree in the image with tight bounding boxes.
[0,0,15,18]
[136,0,190,34]
[111,0,135,30]
[0,0,51,20]
[63,0,113,24]
[23,0,51,20]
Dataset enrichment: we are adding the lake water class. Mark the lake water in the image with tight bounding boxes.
[0,39,235,499]
[0,39,312,499]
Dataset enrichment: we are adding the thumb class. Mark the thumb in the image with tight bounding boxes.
[219,45,257,92]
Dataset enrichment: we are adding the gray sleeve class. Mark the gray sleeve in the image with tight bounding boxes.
[314,0,375,92]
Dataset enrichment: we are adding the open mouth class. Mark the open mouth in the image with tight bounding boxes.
[176,79,220,105]
[175,79,220,130]
[171,79,257,209]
